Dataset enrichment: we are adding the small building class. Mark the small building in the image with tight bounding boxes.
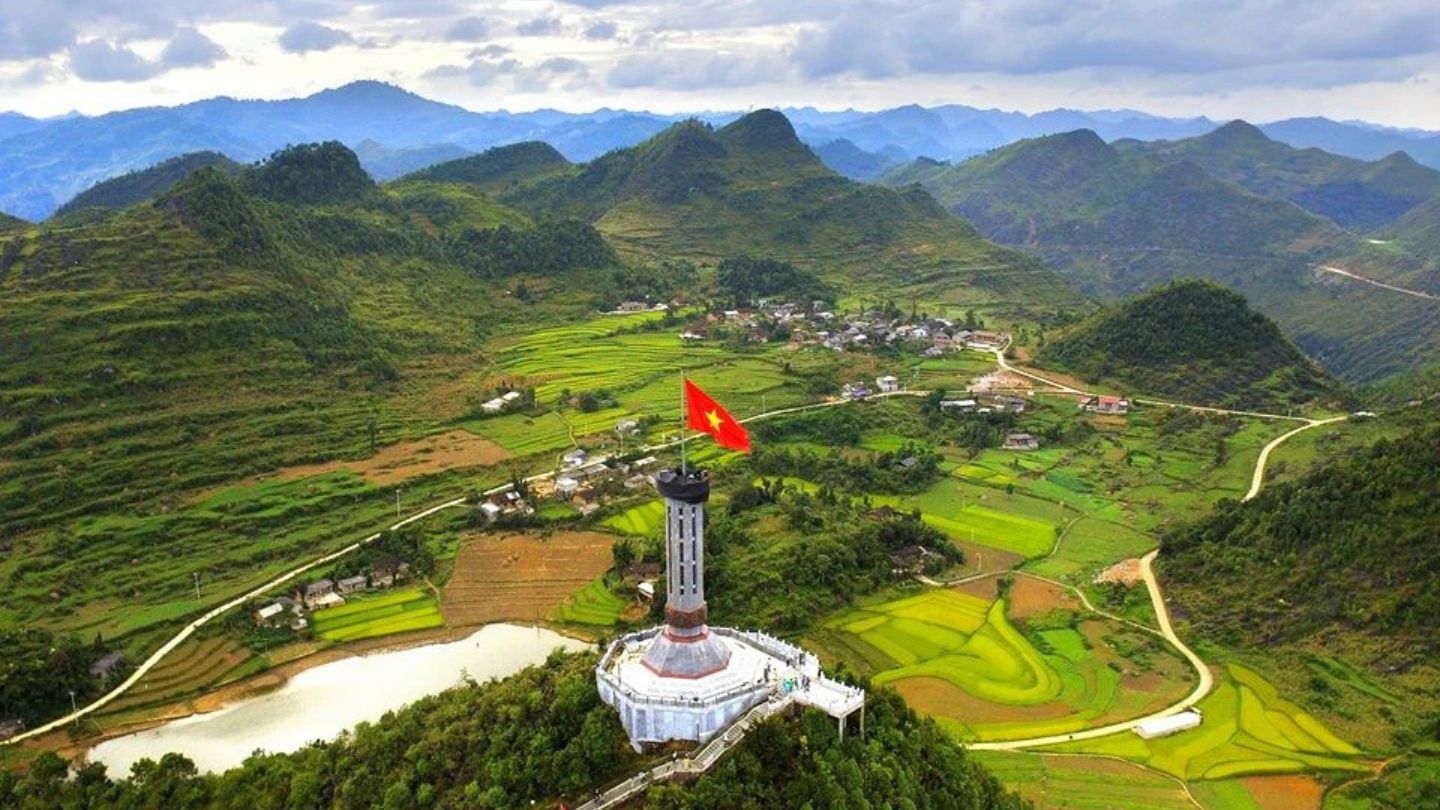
[618,301,650,312]
[983,393,1027,413]
[89,651,125,680]
[0,719,24,741]
[940,399,977,412]
[628,455,659,471]
[637,581,656,601]
[1134,710,1202,739]
[310,592,346,610]
[371,558,411,588]
[501,390,523,404]
[679,331,705,341]
[841,382,870,400]
[573,461,613,481]
[480,398,506,414]
[615,419,640,436]
[562,449,588,468]
[891,545,942,575]
[555,476,580,496]
[1081,395,1130,415]
[254,602,286,625]
[304,579,335,608]
[966,330,1008,348]
[1003,432,1040,451]
[623,473,651,490]
[875,375,900,393]
[336,575,369,595]
[479,501,502,521]
[923,346,945,358]
[865,505,899,521]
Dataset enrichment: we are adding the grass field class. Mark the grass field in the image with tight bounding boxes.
[973,751,1200,810]
[310,588,445,643]
[96,636,257,717]
[1047,663,1366,781]
[440,531,615,626]
[550,578,628,626]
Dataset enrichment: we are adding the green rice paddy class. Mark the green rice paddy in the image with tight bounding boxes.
[550,578,627,626]
[1047,663,1366,780]
[310,588,445,642]
[601,499,665,537]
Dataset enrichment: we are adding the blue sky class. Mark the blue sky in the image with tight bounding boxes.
[1,0,1438,127]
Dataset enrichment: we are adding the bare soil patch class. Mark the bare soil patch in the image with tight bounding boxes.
[441,531,614,626]
[1240,774,1325,810]
[893,676,1071,723]
[955,576,1000,601]
[970,368,1034,393]
[955,540,1024,576]
[272,429,511,486]
[1009,576,1078,619]
[1094,558,1144,587]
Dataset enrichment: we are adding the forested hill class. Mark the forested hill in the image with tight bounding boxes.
[1160,423,1440,662]
[54,151,239,218]
[1117,120,1440,231]
[0,654,1031,810]
[402,141,572,192]
[499,109,1079,309]
[1038,279,1346,409]
[0,212,24,232]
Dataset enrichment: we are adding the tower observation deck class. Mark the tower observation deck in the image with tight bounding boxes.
[596,467,864,752]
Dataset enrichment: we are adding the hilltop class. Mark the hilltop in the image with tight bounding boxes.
[54,152,240,218]
[502,110,1078,307]
[402,141,572,192]
[1038,280,1346,409]
[1119,120,1440,230]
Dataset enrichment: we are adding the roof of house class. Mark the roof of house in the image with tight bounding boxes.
[305,579,334,595]
[257,603,285,620]
[338,575,368,588]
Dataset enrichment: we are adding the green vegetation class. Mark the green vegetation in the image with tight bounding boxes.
[55,151,239,218]
[402,141,571,193]
[1049,664,1364,780]
[600,499,665,537]
[550,578,627,626]
[1039,279,1346,410]
[310,588,444,642]
[0,629,117,726]
[974,750,1200,810]
[714,255,833,308]
[1161,424,1440,651]
[244,141,375,204]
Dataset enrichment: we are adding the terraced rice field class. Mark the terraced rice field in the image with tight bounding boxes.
[601,499,665,537]
[812,589,1192,742]
[1048,663,1366,780]
[98,636,256,715]
[310,588,445,642]
[974,751,1199,810]
[550,578,628,626]
[440,531,614,625]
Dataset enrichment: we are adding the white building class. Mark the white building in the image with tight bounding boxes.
[555,476,580,496]
[875,375,900,393]
[596,469,865,752]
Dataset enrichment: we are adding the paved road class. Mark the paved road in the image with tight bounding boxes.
[1317,265,1440,302]
[1244,416,1347,501]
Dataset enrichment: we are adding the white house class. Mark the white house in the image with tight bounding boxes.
[563,449,588,468]
[480,398,506,414]
[501,390,523,404]
[555,476,580,496]
[876,375,900,393]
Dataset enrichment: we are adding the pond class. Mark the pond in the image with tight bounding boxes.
[88,624,588,774]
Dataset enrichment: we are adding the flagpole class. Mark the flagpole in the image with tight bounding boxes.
[679,369,688,474]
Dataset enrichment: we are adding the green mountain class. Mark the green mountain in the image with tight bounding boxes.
[402,141,572,192]
[812,137,898,180]
[1039,279,1346,409]
[882,130,1440,383]
[503,110,1078,308]
[0,212,25,232]
[0,142,622,634]
[1160,421,1440,664]
[1119,121,1440,231]
[53,152,240,218]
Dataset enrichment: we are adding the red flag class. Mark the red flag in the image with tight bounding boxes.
[685,379,751,453]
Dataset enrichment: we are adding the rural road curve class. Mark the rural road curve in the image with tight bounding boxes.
[1317,265,1440,302]
[7,348,1329,749]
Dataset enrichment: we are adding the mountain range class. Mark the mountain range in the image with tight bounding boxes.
[5,81,1440,221]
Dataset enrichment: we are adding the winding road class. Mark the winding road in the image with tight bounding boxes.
[7,349,1341,751]
[1317,265,1440,303]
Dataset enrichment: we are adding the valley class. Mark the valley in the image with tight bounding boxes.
[2,104,1438,810]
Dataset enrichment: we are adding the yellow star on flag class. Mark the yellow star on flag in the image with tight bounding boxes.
[706,409,724,430]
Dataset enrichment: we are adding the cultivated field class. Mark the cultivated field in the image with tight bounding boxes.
[95,636,257,717]
[260,430,511,487]
[810,588,1193,742]
[1047,663,1366,780]
[310,588,445,642]
[440,531,616,625]
[601,499,665,538]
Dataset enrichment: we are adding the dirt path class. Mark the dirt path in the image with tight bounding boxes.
[1317,265,1440,302]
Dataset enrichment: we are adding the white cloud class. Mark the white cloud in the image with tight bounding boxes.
[278,21,353,53]
[161,26,227,68]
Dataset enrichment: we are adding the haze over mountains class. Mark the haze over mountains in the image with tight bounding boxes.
[6,80,1440,221]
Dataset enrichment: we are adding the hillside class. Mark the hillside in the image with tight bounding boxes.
[882,130,1440,383]
[402,141,572,192]
[812,138,899,180]
[54,152,240,218]
[1,654,1029,809]
[0,142,620,640]
[1038,280,1345,409]
[1120,120,1440,230]
[503,110,1079,308]
[1160,422,1440,661]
